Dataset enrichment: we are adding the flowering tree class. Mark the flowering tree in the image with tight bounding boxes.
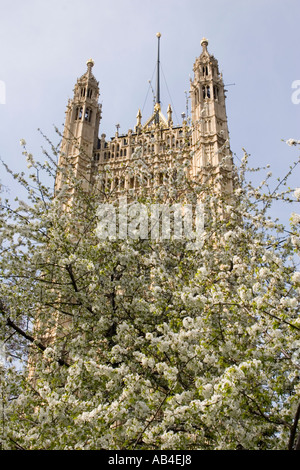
[0,135,299,450]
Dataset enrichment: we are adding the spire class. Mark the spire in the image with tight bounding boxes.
[140,33,169,130]
[156,33,161,106]
[200,37,208,53]
[86,58,95,77]
[200,38,208,54]
[136,108,142,131]
[155,32,161,124]
[167,104,173,127]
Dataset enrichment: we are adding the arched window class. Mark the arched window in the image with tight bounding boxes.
[213,85,219,100]
[202,66,208,76]
[202,86,211,99]
[84,108,92,122]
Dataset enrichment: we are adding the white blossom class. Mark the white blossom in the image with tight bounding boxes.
[286,139,300,146]
[2,129,300,451]
[294,188,300,200]
[290,212,300,225]
[291,272,300,284]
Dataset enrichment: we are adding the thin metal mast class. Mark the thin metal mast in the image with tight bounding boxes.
[155,32,161,124]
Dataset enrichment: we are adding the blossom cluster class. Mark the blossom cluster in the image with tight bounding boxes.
[0,136,299,451]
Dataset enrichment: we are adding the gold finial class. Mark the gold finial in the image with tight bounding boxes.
[201,37,208,50]
[156,32,161,38]
[86,58,94,68]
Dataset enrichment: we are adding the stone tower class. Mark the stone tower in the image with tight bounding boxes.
[56,36,233,196]
[56,59,102,193]
[190,38,232,181]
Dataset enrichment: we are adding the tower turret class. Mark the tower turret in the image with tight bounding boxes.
[56,59,102,192]
[190,38,232,181]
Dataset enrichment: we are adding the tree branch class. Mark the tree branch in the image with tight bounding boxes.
[0,300,70,367]
[288,401,300,450]
[4,316,69,368]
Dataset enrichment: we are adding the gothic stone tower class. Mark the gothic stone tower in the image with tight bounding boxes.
[56,59,102,193]
[56,37,232,196]
[190,38,231,178]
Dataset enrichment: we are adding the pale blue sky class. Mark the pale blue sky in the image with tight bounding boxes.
[0,0,299,225]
